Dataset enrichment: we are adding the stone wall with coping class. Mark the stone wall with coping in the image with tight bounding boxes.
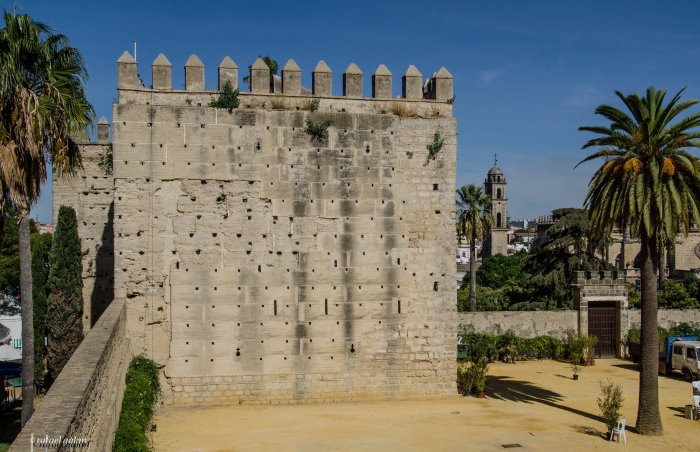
[627,309,700,333]
[112,52,458,405]
[457,310,578,339]
[458,308,700,342]
[9,299,129,452]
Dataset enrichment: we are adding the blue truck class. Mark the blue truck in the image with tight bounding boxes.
[628,334,700,380]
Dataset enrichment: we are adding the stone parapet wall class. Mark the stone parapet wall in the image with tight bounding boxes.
[9,299,129,452]
[457,310,578,339]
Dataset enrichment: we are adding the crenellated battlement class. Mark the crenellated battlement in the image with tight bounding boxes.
[572,270,628,286]
[116,52,453,105]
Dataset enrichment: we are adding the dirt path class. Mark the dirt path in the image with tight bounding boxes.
[152,359,696,451]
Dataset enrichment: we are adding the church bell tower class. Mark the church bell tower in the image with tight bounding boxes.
[483,155,508,258]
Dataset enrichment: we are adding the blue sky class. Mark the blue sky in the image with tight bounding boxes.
[11,0,700,223]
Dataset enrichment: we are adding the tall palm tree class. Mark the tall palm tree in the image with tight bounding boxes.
[456,184,494,312]
[0,12,93,427]
[577,87,700,435]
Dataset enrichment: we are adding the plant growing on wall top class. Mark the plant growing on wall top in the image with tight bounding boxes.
[210,80,240,112]
[305,117,331,142]
[243,55,278,89]
[307,97,320,112]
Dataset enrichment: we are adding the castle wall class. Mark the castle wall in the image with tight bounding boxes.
[112,55,458,404]
[52,141,114,331]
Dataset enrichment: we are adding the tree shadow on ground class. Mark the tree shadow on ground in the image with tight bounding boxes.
[487,375,605,424]
[610,363,639,372]
[568,424,608,440]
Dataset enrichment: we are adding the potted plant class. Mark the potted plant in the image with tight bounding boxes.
[570,352,582,380]
[582,335,599,366]
[473,359,489,398]
[456,362,475,396]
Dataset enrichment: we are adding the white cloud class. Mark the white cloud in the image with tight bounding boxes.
[479,69,503,83]
[566,85,605,108]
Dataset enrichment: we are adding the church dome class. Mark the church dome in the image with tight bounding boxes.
[488,165,503,176]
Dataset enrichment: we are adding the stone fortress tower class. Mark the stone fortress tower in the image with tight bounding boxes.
[482,156,508,258]
[55,51,460,405]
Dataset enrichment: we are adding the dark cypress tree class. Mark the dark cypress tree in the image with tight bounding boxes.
[46,206,83,379]
[31,238,49,389]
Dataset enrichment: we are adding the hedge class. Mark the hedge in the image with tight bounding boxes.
[113,356,160,452]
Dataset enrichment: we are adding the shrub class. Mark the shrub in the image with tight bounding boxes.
[425,130,444,163]
[570,352,582,376]
[209,80,240,112]
[597,378,624,430]
[304,118,331,142]
[113,356,160,452]
[458,332,565,362]
[456,361,476,393]
[472,359,489,393]
[627,283,641,309]
[625,328,641,344]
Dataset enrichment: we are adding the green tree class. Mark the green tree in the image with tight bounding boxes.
[46,206,84,380]
[525,208,613,309]
[475,252,529,289]
[658,280,699,309]
[0,12,93,425]
[31,237,49,389]
[456,184,494,312]
[578,87,700,435]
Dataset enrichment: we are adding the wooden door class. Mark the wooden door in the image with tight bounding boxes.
[588,301,617,358]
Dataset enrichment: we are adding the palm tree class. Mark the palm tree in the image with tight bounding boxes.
[0,12,93,427]
[456,184,494,312]
[577,87,700,435]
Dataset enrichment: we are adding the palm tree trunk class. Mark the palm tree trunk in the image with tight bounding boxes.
[636,231,663,435]
[469,239,477,312]
[18,213,34,428]
[658,243,666,290]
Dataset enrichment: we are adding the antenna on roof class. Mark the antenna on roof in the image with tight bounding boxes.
[134,40,137,62]
[494,153,498,166]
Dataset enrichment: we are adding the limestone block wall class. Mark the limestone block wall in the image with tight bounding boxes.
[627,309,700,333]
[52,140,114,331]
[457,310,578,339]
[112,53,458,404]
[9,300,129,452]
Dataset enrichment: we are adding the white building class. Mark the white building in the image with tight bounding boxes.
[0,297,22,362]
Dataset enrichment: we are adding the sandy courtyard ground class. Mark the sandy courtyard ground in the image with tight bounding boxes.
[152,359,698,451]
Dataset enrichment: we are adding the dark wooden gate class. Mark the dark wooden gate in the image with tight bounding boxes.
[588,301,617,358]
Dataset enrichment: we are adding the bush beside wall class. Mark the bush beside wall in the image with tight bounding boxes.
[113,356,160,452]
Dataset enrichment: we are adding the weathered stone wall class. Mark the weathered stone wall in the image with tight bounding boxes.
[112,54,458,404]
[457,310,578,339]
[9,300,129,452]
[458,308,700,342]
[52,140,114,331]
[627,309,700,333]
